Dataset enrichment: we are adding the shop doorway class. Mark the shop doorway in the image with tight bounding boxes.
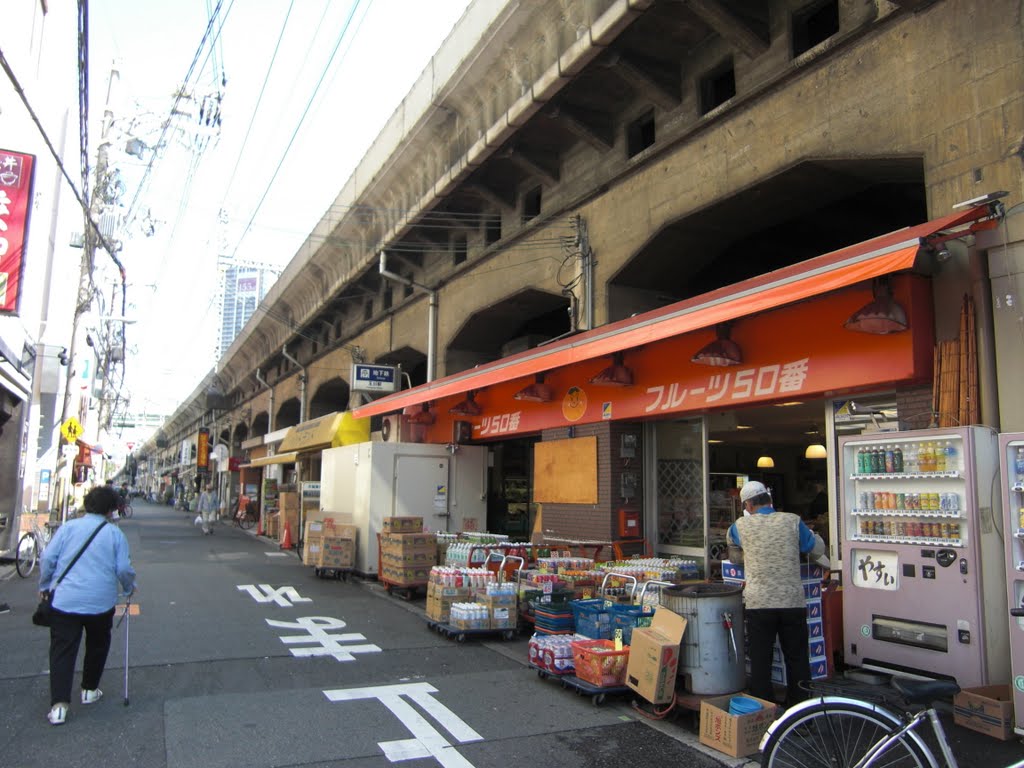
[648,417,710,571]
[486,437,539,538]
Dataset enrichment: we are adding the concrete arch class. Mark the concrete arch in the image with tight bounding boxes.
[251,411,270,438]
[309,377,351,418]
[444,288,570,374]
[606,157,927,323]
[276,397,301,429]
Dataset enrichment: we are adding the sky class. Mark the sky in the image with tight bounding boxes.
[89,0,475,417]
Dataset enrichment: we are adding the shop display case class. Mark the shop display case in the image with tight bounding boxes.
[997,432,1024,736]
[839,427,1009,688]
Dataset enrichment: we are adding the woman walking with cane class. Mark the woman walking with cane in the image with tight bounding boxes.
[38,484,136,725]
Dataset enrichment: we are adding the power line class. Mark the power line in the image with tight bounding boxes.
[228,0,369,261]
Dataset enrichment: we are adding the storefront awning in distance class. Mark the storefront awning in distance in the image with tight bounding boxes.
[352,204,995,420]
[277,411,369,453]
[243,451,299,468]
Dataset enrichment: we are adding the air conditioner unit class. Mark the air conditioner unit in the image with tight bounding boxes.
[380,414,406,443]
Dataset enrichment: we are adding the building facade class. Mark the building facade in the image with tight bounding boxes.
[143,0,1023,568]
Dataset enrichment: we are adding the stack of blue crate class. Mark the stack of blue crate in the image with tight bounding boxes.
[722,561,829,683]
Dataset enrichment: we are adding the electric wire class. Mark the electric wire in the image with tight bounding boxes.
[218,0,297,209]
[227,0,368,262]
[122,0,227,228]
[0,49,124,276]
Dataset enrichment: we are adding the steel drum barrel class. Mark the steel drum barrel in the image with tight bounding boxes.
[661,583,745,695]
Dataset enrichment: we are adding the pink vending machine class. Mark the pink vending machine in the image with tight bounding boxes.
[998,432,1024,736]
[839,426,1009,687]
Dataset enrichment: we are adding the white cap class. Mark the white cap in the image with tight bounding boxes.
[740,480,770,503]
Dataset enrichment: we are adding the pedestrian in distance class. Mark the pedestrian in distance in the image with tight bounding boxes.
[727,480,826,709]
[38,484,136,725]
[197,482,220,535]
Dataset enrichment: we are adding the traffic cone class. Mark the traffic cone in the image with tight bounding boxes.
[280,520,292,550]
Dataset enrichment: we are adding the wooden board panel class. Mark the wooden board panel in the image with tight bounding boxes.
[533,436,598,504]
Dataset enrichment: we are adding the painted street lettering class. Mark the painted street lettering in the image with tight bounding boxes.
[237,583,313,607]
[266,616,382,661]
[323,682,483,768]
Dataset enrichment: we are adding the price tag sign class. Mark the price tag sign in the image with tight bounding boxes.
[542,581,553,594]
[614,629,623,651]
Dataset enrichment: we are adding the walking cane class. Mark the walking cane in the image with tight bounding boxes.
[117,590,133,706]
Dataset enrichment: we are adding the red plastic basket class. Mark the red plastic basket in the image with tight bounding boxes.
[570,639,630,687]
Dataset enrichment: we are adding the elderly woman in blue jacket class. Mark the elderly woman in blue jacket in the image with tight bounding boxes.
[38,484,136,725]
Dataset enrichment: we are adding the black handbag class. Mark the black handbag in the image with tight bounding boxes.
[32,521,108,627]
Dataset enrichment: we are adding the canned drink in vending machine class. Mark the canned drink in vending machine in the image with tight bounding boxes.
[859,491,870,510]
[895,492,905,510]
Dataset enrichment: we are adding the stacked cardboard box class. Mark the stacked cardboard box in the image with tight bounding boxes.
[380,531,437,585]
[382,516,423,533]
[264,513,279,539]
[426,582,472,623]
[480,591,518,629]
[303,518,358,568]
[722,561,828,683]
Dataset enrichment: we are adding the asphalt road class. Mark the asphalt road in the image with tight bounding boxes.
[1,501,1020,768]
[0,501,742,768]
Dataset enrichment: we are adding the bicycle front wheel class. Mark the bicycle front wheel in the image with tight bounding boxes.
[123,504,133,519]
[761,700,935,768]
[15,532,39,577]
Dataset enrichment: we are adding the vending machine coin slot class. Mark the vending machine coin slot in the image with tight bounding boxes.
[959,558,968,575]
[921,549,935,558]
[936,549,956,567]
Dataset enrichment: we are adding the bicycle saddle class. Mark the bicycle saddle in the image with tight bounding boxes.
[892,677,960,704]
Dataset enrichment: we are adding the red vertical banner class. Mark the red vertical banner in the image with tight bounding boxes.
[0,150,36,315]
[197,428,210,473]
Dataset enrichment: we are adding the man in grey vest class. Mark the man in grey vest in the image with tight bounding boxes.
[727,480,825,707]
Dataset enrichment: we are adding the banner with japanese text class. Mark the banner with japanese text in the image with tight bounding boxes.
[0,149,36,315]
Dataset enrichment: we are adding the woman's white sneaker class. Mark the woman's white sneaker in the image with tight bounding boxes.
[48,704,68,725]
[81,688,103,704]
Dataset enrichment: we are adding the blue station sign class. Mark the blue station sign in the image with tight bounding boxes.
[351,363,398,393]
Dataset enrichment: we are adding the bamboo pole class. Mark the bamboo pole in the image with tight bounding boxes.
[958,296,969,426]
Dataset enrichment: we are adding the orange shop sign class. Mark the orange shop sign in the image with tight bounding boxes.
[418,274,933,441]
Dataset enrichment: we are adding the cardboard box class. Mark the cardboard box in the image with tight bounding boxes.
[279,491,299,512]
[625,607,687,705]
[382,516,423,533]
[318,537,355,569]
[303,536,323,566]
[953,685,1015,741]
[699,695,778,758]
[489,606,516,630]
[381,549,437,567]
[380,532,435,549]
[265,513,279,539]
[380,564,431,585]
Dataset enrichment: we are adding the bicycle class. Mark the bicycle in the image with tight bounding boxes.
[234,498,258,530]
[118,500,133,519]
[760,622,1024,768]
[16,520,54,577]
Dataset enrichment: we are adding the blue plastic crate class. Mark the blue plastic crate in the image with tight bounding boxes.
[609,604,654,644]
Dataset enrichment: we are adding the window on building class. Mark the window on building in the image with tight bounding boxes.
[700,59,736,115]
[453,235,468,265]
[792,0,839,58]
[522,186,542,223]
[626,110,656,158]
[485,212,502,245]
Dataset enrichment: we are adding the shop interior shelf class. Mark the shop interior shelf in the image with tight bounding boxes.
[848,471,961,480]
[851,509,962,518]
[850,535,963,547]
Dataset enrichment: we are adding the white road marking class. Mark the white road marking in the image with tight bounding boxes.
[323,682,482,768]
[237,584,312,607]
[266,616,382,661]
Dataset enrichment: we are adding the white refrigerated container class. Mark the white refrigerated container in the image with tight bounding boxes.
[317,441,487,576]
[839,426,1009,688]
[998,432,1024,736]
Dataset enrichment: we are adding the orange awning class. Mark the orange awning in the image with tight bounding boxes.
[353,204,994,419]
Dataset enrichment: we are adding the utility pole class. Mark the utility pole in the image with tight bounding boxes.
[54,65,120,518]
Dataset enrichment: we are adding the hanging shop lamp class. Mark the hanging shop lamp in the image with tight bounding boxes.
[804,443,828,460]
[844,277,908,334]
[692,322,742,366]
[513,374,554,403]
[756,455,775,468]
[449,391,483,417]
[588,353,633,386]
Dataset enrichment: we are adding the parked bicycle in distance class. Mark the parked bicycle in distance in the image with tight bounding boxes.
[234,498,258,530]
[16,518,55,577]
[760,621,1024,768]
